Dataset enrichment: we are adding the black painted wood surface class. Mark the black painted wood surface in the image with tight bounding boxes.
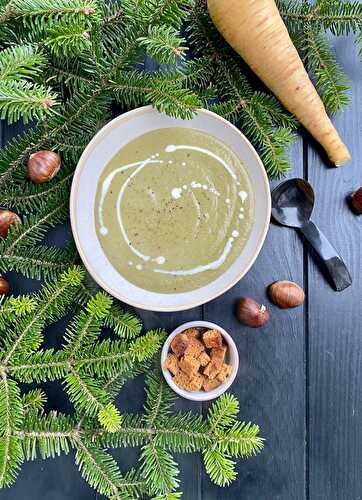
[1,34,361,500]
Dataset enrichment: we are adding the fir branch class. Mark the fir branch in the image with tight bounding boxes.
[63,292,112,356]
[6,335,162,383]
[44,22,92,57]
[109,70,201,119]
[138,25,187,64]
[76,439,138,498]
[0,170,73,213]
[101,359,152,399]
[143,370,175,427]
[0,0,100,25]
[64,368,122,432]
[18,411,78,460]
[0,244,78,280]
[78,281,143,339]
[0,294,36,330]
[0,267,83,364]
[140,441,180,496]
[92,413,152,449]
[21,389,47,414]
[0,90,109,188]
[0,375,23,486]
[304,23,350,114]
[217,421,264,458]
[0,80,57,124]
[203,449,237,487]
[278,0,362,36]
[0,435,23,486]
[104,305,143,339]
[0,44,46,81]
[0,375,23,437]
[152,413,210,452]
[207,393,239,432]
[0,197,68,253]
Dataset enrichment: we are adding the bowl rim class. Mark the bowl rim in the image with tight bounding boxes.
[160,321,239,401]
[70,105,271,311]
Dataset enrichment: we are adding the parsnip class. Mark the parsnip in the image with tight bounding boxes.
[207,0,351,166]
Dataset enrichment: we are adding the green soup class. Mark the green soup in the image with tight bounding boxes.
[94,127,254,293]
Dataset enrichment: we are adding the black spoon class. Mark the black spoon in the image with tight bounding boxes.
[271,178,352,292]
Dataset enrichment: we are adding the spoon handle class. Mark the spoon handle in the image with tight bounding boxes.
[300,220,352,292]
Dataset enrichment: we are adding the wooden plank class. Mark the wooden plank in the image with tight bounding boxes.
[307,36,362,500]
[203,137,306,500]
[136,307,203,500]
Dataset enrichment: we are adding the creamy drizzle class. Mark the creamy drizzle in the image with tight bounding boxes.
[239,191,248,203]
[99,159,162,235]
[98,141,249,277]
[154,236,235,276]
[165,144,237,180]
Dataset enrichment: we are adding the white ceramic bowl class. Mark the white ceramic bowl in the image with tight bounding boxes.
[70,105,271,311]
[161,321,239,401]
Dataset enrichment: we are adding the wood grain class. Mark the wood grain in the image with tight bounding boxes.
[202,137,306,500]
[1,33,362,500]
[307,35,362,500]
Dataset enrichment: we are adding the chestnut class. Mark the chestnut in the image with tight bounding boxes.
[0,209,21,239]
[269,280,305,309]
[0,277,9,295]
[236,297,270,328]
[350,187,362,215]
[27,150,61,184]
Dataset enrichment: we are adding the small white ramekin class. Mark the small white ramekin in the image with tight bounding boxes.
[161,321,239,401]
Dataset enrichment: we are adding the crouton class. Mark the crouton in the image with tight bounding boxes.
[217,363,233,383]
[203,377,222,391]
[163,353,179,376]
[173,371,203,392]
[179,354,200,377]
[184,336,204,357]
[198,351,211,367]
[210,346,227,369]
[171,333,189,357]
[169,327,231,392]
[188,373,204,391]
[184,327,201,338]
[203,361,222,380]
[203,329,223,349]
[203,347,227,379]
[173,371,191,390]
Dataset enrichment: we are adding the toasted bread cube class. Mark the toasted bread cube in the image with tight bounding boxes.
[183,327,201,339]
[203,329,223,349]
[184,336,204,358]
[217,363,233,383]
[203,377,222,392]
[210,346,227,369]
[203,361,222,379]
[173,371,203,392]
[204,346,227,379]
[188,373,204,391]
[163,353,179,376]
[171,333,189,357]
[179,354,200,377]
[173,371,191,390]
[198,351,211,367]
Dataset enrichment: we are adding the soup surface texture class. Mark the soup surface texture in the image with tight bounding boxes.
[94,127,254,293]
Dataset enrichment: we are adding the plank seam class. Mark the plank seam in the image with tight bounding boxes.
[303,137,310,500]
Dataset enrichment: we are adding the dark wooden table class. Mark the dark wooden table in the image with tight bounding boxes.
[2,34,361,500]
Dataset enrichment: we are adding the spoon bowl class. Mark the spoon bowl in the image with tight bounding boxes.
[271,178,352,292]
[271,178,314,228]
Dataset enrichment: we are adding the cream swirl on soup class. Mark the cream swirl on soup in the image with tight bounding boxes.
[94,127,254,293]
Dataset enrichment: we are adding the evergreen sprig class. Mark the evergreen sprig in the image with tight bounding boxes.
[0,0,359,496]
[0,270,263,495]
[0,267,172,489]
